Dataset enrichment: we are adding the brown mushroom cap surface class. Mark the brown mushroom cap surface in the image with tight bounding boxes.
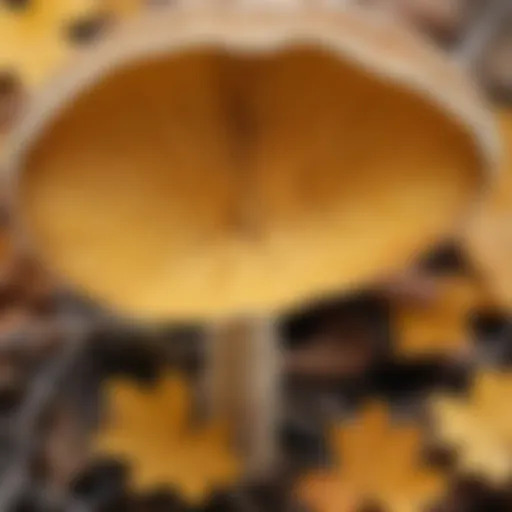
[8,7,497,321]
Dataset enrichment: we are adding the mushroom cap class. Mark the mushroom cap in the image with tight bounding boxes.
[465,108,512,309]
[6,6,498,321]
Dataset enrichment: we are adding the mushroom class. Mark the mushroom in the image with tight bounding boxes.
[4,3,497,475]
[465,109,512,310]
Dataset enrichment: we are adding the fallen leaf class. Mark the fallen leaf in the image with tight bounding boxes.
[297,402,445,512]
[94,373,241,504]
[392,275,484,357]
[0,0,144,88]
[431,370,512,483]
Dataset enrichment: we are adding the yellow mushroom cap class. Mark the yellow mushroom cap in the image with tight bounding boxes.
[465,109,512,309]
[6,6,499,321]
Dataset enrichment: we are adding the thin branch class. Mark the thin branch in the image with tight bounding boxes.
[454,0,512,69]
[0,320,90,510]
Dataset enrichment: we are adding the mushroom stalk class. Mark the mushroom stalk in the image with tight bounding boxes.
[206,316,282,476]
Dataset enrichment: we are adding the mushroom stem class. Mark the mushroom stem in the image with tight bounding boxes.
[205,316,282,476]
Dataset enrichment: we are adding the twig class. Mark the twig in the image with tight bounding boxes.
[0,319,90,510]
[453,0,512,69]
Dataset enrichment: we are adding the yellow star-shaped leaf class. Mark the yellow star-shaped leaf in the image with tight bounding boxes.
[94,373,241,504]
[0,0,145,88]
[0,0,91,87]
[431,370,512,483]
[392,276,483,357]
[297,403,445,512]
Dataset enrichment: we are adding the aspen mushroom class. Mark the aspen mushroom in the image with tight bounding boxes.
[5,4,497,475]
